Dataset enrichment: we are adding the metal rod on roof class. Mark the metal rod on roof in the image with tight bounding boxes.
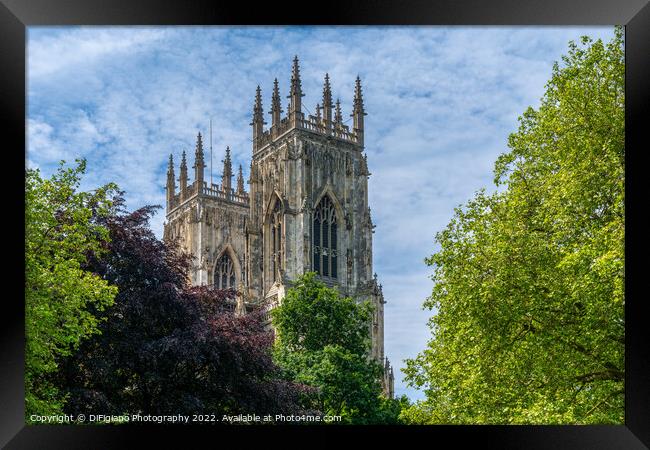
[209,117,213,187]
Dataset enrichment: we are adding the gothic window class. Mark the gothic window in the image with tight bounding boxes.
[270,200,282,281]
[313,195,338,278]
[215,252,236,289]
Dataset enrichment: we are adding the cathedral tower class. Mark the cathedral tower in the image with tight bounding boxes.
[246,57,385,363]
[164,137,249,291]
[163,57,391,393]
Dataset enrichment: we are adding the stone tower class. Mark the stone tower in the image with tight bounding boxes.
[163,134,249,291]
[163,57,392,394]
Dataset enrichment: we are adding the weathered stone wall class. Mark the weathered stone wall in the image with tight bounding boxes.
[164,185,248,287]
[246,128,382,361]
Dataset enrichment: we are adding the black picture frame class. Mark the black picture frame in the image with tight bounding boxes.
[2,1,648,447]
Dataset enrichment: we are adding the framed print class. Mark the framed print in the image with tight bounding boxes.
[2,0,649,447]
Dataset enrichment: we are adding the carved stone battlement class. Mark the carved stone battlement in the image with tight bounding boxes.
[201,183,249,206]
[254,116,359,152]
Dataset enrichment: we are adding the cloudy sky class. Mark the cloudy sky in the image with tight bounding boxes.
[27,25,615,401]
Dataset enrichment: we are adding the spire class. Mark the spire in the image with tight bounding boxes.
[254,85,263,118]
[179,150,188,200]
[166,154,175,210]
[352,75,367,147]
[334,98,343,126]
[315,103,322,121]
[195,132,204,162]
[290,55,303,99]
[251,85,265,150]
[181,149,187,169]
[360,153,370,176]
[270,78,282,130]
[193,132,205,187]
[322,73,332,108]
[167,153,175,181]
[322,73,333,134]
[353,75,365,114]
[221,146,233,193]
[236,164,245,196]
[288,55,304,125]
[248,159,256,185]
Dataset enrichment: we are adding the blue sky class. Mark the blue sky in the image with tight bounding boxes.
[27,25,615,401]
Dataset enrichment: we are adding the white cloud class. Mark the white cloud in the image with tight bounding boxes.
[26,118,61,163]
[28,27,168,79]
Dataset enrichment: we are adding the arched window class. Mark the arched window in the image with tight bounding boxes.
[270,200,282,281]
[215,252,236,289]
[313,195,338,278]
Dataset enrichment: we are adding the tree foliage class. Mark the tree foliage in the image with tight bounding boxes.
[25,160,118,418]
[60,202,313,417]
[272,273,404,424]
[402,28,624,424]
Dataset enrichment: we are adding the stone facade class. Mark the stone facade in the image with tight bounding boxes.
[163,57,393,397]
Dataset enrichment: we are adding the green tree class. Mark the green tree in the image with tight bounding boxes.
[402,28,624,424]
[25,160,118,418]
[272,272,403,424]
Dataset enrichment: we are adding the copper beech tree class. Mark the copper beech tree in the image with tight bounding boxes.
[59,199,316,418]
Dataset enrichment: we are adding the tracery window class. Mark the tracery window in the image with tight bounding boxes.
[215,252,236,289]
[313,195,338,278]
[270,200,282,281]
